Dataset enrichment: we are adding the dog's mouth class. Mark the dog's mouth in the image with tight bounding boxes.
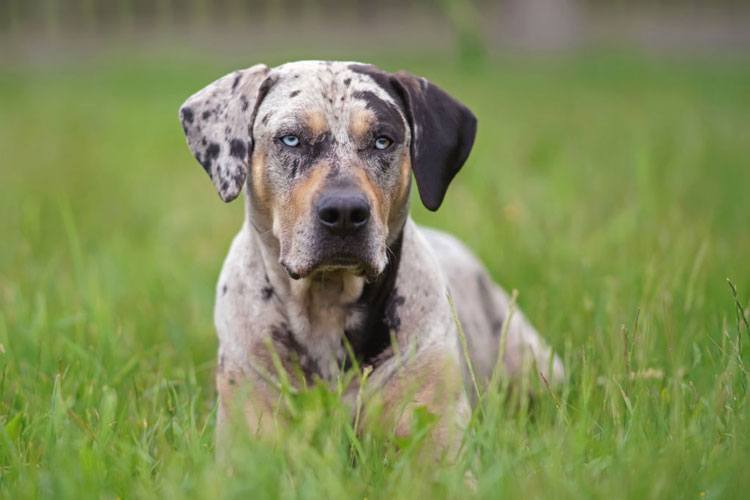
[281,253,382,281]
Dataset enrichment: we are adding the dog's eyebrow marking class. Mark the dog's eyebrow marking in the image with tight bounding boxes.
[305,110,328,137]
[353,90,402,125]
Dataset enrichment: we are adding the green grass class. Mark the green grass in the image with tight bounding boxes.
[1,51,749,499]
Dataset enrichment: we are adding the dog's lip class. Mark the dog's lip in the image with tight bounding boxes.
[282,254,379,281]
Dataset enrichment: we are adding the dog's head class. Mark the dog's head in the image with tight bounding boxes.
[179,61,476,280]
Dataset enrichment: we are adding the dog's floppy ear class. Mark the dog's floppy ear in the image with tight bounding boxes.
[179,64,271,202]
[391,71,477,211]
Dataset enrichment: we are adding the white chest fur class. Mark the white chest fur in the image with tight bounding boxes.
[285,271,366,380]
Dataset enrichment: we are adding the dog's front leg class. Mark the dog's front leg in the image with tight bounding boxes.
[215,362,286,456]
[364,346,471,463]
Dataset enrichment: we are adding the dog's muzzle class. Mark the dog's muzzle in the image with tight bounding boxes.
[281,188,383,280]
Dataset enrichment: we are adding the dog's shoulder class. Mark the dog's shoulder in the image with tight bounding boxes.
[417,225,485,276]
[214,226,282,361]
[385,221,460,347]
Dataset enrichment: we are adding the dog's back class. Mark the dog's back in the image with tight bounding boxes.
[420,226,564,392]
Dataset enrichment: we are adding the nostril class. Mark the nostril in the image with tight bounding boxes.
[319,206,340,226]
[350,206,370,226]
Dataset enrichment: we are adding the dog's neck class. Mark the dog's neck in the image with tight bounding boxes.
[245,206,404,378]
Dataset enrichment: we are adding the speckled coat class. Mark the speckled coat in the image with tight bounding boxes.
[178,60,564,458]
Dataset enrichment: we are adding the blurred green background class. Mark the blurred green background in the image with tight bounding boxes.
[1,1,750,498]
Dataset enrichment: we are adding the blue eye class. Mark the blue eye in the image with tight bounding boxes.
[281,135,300,147]
[374,136,392,150]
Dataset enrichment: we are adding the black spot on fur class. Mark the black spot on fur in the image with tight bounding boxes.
[352,90,404,137]
[240,94,249,111]
[344,229,405,369]
[196,152,211,173]
[343,78,351,86]
[206,142,220,160]
[261,286,273,300]
[270,323,320,381]
[229,138,247,159]
[202,110,212,119]
[290,158,300,178]
[261,112,272,125]
[384,292,405,331]
[181,107,194,124]
[476,273,504,337]
[222,284,228,295]
[221,180,228,192]
[289,90,300,98]
[232,73,242,91]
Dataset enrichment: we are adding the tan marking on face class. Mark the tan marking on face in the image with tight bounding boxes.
[289,162,330,223]
[250,149,271,213]
[349,109,374,142]
[395,151,411,206]
[352,166,388,230]
[305,110,328,137]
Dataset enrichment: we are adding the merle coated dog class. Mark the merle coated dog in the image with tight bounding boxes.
[178,61,564,458]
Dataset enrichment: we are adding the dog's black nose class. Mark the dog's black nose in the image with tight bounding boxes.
[316,191,371,235]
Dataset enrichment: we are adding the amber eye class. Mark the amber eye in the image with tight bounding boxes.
[280,135,300,147]
[374,136,392,150]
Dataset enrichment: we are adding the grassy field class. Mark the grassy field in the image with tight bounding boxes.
[1,51,749,499]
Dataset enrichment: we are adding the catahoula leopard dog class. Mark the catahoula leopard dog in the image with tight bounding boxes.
[178,60,564,459]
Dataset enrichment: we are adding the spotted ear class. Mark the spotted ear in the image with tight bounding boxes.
[391,71,477,211]
[179,64,270,202]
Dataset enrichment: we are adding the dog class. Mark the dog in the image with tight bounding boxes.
[178,61,564,458]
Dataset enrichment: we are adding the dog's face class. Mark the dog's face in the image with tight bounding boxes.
[179,61,476,280]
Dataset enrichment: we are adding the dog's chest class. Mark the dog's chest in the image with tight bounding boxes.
[286,273,366,380]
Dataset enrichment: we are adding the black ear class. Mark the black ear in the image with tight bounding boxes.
[178,64,270,202]
[391,71,477,211]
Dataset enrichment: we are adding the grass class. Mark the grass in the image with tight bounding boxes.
[1,50,749,498]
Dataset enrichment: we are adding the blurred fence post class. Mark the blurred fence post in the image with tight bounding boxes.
[79,0,96,34]
[437,0,488,69]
